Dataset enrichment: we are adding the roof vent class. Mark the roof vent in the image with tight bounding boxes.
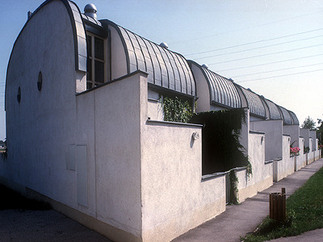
[27,11,33,20]
[159,42,168,49]
[84,3,97,19]
[202,64,208,69]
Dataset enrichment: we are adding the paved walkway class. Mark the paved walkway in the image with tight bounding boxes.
[173,158,323,242]
[0,209,111,242]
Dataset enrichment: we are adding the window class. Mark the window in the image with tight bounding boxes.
[17,87,21,103]
[86,33,106,89]
[37,71,42,91]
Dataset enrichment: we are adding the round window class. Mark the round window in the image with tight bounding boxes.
[37,72,42,91]
[17,87,21,103]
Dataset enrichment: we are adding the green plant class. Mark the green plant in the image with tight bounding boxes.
[189,109,248,174]
[304,146,310,154]
[246,161,252,178]
[0,149,7,160]
[229,170,239,204]
[301,116,316,130]
[163,96,193,123]
[242,167,323,241]
[290,146,300,157]
[0,139,7,160]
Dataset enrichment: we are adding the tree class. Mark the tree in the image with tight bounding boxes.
[301,116,316,130]
[317,118,323,144]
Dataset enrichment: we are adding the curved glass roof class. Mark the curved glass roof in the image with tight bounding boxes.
[83,18,195,97]
[239,87,266,118]
[278,106,293,125]
[263,98,282,120]
[116,25,196,97]
[200,67,241,108]
[288,110,299,125]
[80,15,300,124]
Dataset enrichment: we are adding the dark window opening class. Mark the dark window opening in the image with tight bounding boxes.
[37,72,42,91]
[86,33,106,89]
[17,87,21,103]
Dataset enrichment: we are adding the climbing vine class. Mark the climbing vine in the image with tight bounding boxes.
[229,170,239,204]
[246,161,252,178]
[163,96,193,123]
[0,140,7,160]
[189,109,250,175]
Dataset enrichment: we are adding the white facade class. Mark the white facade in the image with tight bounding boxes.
[1,1,321,241]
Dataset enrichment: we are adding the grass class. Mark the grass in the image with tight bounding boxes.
[0,184,51,210]
[242,166,323,241]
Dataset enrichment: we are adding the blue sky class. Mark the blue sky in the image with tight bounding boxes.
[1,0,323,140]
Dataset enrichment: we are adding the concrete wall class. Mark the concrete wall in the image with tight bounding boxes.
[310,131,317,150]
[314,140,321,160]
[237,132,273,202]
[295,154,307,171]
[273,136,295,181]
[141,117,225,240]
[75,72,147,239]
[308,139,315,164]
[315,148,321,160]
[283,125,300,147]
[250,120,283,161]
[296,138,307,169]
[2,0,81,203]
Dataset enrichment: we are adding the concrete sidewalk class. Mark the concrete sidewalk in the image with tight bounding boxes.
[0,209,112,242]
[173,158,323,242]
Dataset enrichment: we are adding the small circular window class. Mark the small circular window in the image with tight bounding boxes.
[37,71,42,91]
[17,87,21,103]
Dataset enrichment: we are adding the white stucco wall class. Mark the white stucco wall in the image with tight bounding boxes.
[310,131,317,150]
[141,122,225,242]
[76,72,147,238]
[314,140,321,160]
[142,100,225,241]
[308,138,314,163]
[237,132,273,202]
[250,120,283,161]
[273,135,295,181]
[295,137,308,169]
[314,146,321,160]
[2,0,82,206]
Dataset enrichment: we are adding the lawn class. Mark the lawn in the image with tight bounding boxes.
[242,166,323,241]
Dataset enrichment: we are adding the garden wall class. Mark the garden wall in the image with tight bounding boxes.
[273,135,294,182]
[141,120,226,242]
[237,132,273,202]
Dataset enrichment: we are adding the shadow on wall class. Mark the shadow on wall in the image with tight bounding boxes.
[190,109,249,175]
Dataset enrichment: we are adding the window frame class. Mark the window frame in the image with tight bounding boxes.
[86,32,108,89]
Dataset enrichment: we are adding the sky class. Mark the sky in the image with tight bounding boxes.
[0,0,323,140]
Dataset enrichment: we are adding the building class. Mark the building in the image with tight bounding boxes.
[1,1,320,241]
